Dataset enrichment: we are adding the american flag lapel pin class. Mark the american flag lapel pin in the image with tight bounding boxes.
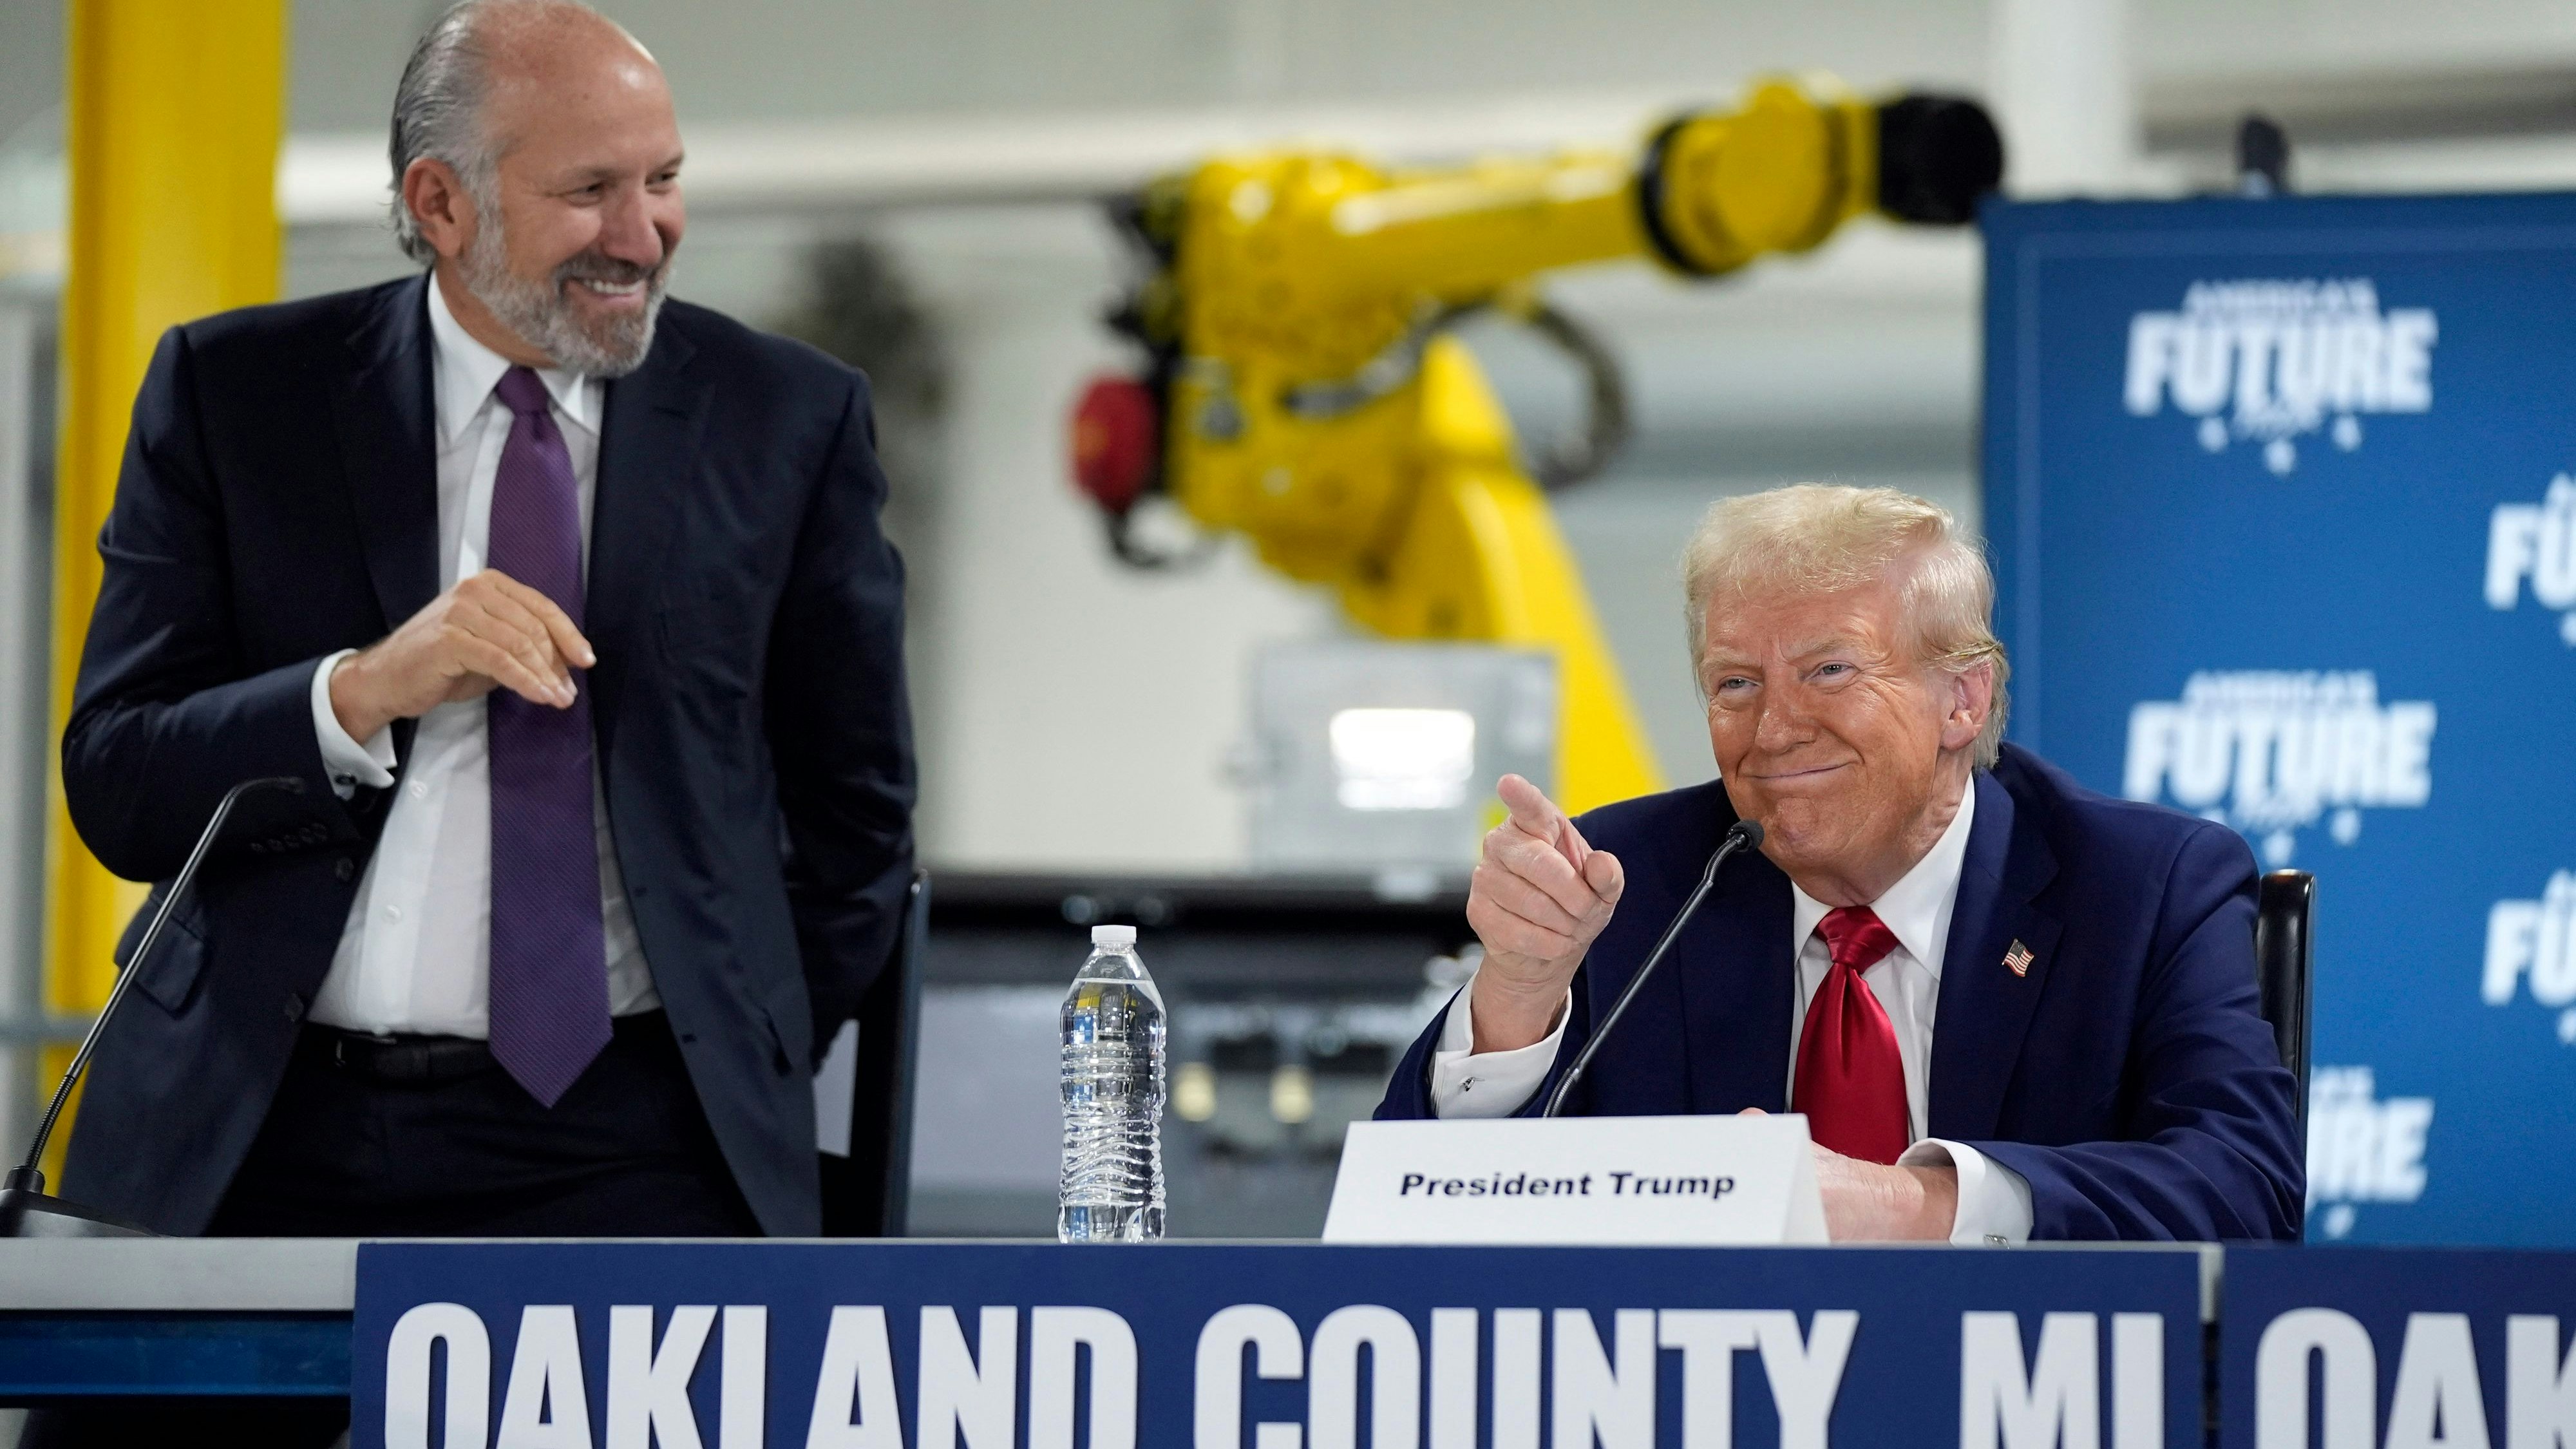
[2003,940,2034,978]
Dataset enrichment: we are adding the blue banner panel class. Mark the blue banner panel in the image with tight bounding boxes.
[0,1313,349,1399]
[352,1242,2200,1449]
[1980,193,2576,1246]
[2219,1247,2576,1449]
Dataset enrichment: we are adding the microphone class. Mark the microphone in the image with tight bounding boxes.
[1540,817,1763,1119]
[0,775,306,1238]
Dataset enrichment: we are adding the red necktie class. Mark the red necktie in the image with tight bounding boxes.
[1791,905,1910,1164]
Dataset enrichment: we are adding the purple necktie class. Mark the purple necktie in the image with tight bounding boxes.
[484,366,611,1107]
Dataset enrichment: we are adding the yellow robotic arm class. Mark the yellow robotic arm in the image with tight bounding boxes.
[1072,80,2000,814]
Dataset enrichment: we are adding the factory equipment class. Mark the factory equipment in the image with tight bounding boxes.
[1242,641,1556,879]
[1070,79,2001,817]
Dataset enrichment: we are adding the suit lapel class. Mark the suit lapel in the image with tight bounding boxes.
[333,276,440,640]
[1678,848,1797,1112]
[587,318,708,764]
[1926,770,2063,1141]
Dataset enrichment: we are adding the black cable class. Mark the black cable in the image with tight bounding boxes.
[1519,299,1632,490]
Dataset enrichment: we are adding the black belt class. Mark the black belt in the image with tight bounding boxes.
[301,1027,498,1083]
[302,1011,668,1084]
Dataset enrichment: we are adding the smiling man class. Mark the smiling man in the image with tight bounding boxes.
[1375,484,2304,1244]
[59,0,913,1264]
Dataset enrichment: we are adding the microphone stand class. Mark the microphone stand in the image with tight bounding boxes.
[0,775,305,1238]
[1540,818,1763,1119]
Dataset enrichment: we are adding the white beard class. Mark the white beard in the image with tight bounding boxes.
[457,210,670,378]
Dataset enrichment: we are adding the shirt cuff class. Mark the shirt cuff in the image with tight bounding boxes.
[310,649,396,799]
[1900,1138,2036,1245]
[1426,977,1569,1119]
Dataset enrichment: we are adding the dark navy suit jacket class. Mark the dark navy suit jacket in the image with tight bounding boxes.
[60,275,916,1236]
[1377,744,2304,1241]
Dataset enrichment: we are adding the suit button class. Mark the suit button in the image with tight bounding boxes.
[334,857,355,882]
[283,994,306,1023]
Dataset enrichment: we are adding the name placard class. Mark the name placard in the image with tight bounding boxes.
[1322,1114,1827,1245]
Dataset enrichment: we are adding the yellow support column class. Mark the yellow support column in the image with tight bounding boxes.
[47,0,286,1179]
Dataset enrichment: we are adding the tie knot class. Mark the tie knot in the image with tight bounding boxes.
[1817,905,1900,975]
[495,366,552,420]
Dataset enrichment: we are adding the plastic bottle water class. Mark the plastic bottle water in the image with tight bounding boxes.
[1057,924,1168,1242]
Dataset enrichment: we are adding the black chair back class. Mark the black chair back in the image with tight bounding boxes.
[2253,870,2315,1141]
[821,869,929,1238]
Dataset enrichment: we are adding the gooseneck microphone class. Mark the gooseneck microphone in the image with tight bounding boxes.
[1540,817,1763,1119]
[0,775,305,1238]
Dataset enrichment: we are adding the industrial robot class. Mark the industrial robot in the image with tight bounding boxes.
[1070,80,2002,814]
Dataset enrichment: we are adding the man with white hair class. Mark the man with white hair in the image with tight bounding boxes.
[1376,484,2304,1243]
[58,0,914,1254]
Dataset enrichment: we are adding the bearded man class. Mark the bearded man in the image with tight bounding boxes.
[1376,485,2303,1243]
[57,0,914,1247]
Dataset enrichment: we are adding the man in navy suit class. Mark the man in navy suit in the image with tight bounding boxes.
[58,0,913,1250]
[1376,484,2302,1243]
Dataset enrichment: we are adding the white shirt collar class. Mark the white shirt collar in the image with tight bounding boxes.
[1789,772,1978,980]
[424,271,598,446]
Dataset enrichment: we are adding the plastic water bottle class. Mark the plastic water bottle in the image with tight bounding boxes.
[1057,923,1168,1242]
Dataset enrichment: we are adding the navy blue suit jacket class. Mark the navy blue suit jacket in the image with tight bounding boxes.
[60,275,916,1236]
[1377,744,2304,1241]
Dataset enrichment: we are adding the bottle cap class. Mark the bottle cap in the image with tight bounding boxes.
[1090,923,1137,947]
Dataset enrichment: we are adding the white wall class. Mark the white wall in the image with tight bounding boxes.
[2142,0,2576,77]
[278,0,1993,133]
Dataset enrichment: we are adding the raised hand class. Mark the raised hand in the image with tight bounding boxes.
[1464,773,1624,1052]
[328,569,598,743]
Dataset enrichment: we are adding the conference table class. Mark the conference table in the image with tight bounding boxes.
[0,1237,2568,1448]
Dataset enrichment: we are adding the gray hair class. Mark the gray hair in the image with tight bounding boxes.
[389,0,623,265]
[1681,484,2012,768]
[388,3,504,265]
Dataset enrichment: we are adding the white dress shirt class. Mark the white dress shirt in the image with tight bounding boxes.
[304,275,659,1037]
[1428,779,2037,1244]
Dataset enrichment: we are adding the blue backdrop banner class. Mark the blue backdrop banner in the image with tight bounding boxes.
[350,1241,2201,1449]
[2219,1246,2576,1449]
[1980,191,2576,1247]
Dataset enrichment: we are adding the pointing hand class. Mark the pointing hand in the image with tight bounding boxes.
[1463,774,1624,1053]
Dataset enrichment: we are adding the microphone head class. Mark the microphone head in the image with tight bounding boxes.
[1730,818,1765,850]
